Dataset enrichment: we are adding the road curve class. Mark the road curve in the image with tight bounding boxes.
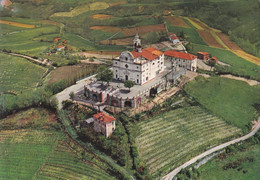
[161,121,260,180]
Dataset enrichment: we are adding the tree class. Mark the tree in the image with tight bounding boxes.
[96,66,113,86]
[208,60,216,71]
[69,91,75,100]
[124,80,135,91]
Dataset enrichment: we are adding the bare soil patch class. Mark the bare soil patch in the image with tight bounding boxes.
[100,37,133,45]
[109,1,127,6]
[122,24,165,36]
[90,26,121,33]
[92,14,113,20]
[0,20,35,28]
[166,16,189,28]
[198,30,224,49]
[48,113,58,123]
[216,32,242,51]
[48,64,99,84]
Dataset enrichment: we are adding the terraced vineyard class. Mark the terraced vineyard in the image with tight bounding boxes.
[136,106,242,176]
[0,108,115,180]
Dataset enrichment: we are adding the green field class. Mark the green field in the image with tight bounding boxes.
[165,19,207,45]
[136,106,241,177]
[184,76,260,130]
[199,143,260,180]
[190,44,260,81]
[0,53,46,94]
[0,108,115,179]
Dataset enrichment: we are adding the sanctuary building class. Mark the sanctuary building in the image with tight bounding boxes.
[113,34,166,85]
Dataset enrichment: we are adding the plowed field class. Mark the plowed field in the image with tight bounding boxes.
[109,1,127,6]
[100,37,132,45]
[198,30,224,49]
[216,32,242,51]
[0,20,35,28]
[190,18,220,32]
[90,26,121,33]
[92,14,113,20]
[166,16,190,28]
[122,24,165,36]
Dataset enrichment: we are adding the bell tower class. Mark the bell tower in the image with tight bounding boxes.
[133,33,142,52]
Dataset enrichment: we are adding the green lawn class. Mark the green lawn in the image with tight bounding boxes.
[199,144,260,180]
[0,108,116,179]
[0,24,27,35]
[190,44,260,81]
[136,106,241,178]
[184,76,260,130]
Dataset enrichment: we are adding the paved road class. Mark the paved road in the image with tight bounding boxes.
[55,74,96,109]
[161,120,260,180]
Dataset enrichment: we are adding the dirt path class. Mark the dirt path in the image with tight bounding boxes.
[77,52,118,59]
[220,74,259,86]
[161,117,260,180]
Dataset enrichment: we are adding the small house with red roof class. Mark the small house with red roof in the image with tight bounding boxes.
[211,56,218,63]
[93,112,116,137]
[168,33,180,45]
[57,45,65,51]
[164,50,197,71]
[197,52,210,60]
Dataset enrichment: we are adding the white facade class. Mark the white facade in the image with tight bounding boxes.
[113,51,165,85]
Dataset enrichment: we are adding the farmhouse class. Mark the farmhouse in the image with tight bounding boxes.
[164,50,197,72]
[93,112,116,137]
[168,33,180,45]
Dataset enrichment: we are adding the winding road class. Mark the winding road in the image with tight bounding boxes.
[161,119,260,180]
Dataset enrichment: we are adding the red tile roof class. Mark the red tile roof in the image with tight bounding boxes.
[164,50,197,60]
[131,47,161,61]
[93,112,115,123]
[57,45,65,49]
[145,47,164,56]
[197,51,209,55]
[53,37,60,42]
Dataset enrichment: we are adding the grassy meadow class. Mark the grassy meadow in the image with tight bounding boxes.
[0,108,116,179]
[0,53,46,94]
[184,76,260,130]
[136,106,241,177]
[199,143,260,180]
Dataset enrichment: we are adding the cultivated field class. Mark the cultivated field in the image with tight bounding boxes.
[166,21,207,45]
[189,18,221,32]
[136,106,241,176]
[92,14,113,20]
[0,53,46,94]
[51,2,109,17]
[184,76,260,129]
[0,108,115,179]
[48,64,99,84]
[122,24,166,36]
[166,16,190,28]
[184,17,204,30]
[90,26,121,33]
[198,30,224,49]
[0,20,35,28]
[100,37,133,45]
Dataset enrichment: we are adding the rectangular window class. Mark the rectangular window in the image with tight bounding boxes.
[137,79,139,83]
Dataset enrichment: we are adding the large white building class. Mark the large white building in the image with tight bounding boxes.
[113,34,166,85]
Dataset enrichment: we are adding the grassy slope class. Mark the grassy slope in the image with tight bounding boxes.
[0,53,46,93]
[165,18,207,45]
[199,144,260,180]
[136,106,241,177]
[191,44,260,81]
[184,76,260,130]
[0,108,115,179]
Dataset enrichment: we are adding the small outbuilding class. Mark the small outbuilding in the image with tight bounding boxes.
[197,52,210,60]
[93,112,116,137]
